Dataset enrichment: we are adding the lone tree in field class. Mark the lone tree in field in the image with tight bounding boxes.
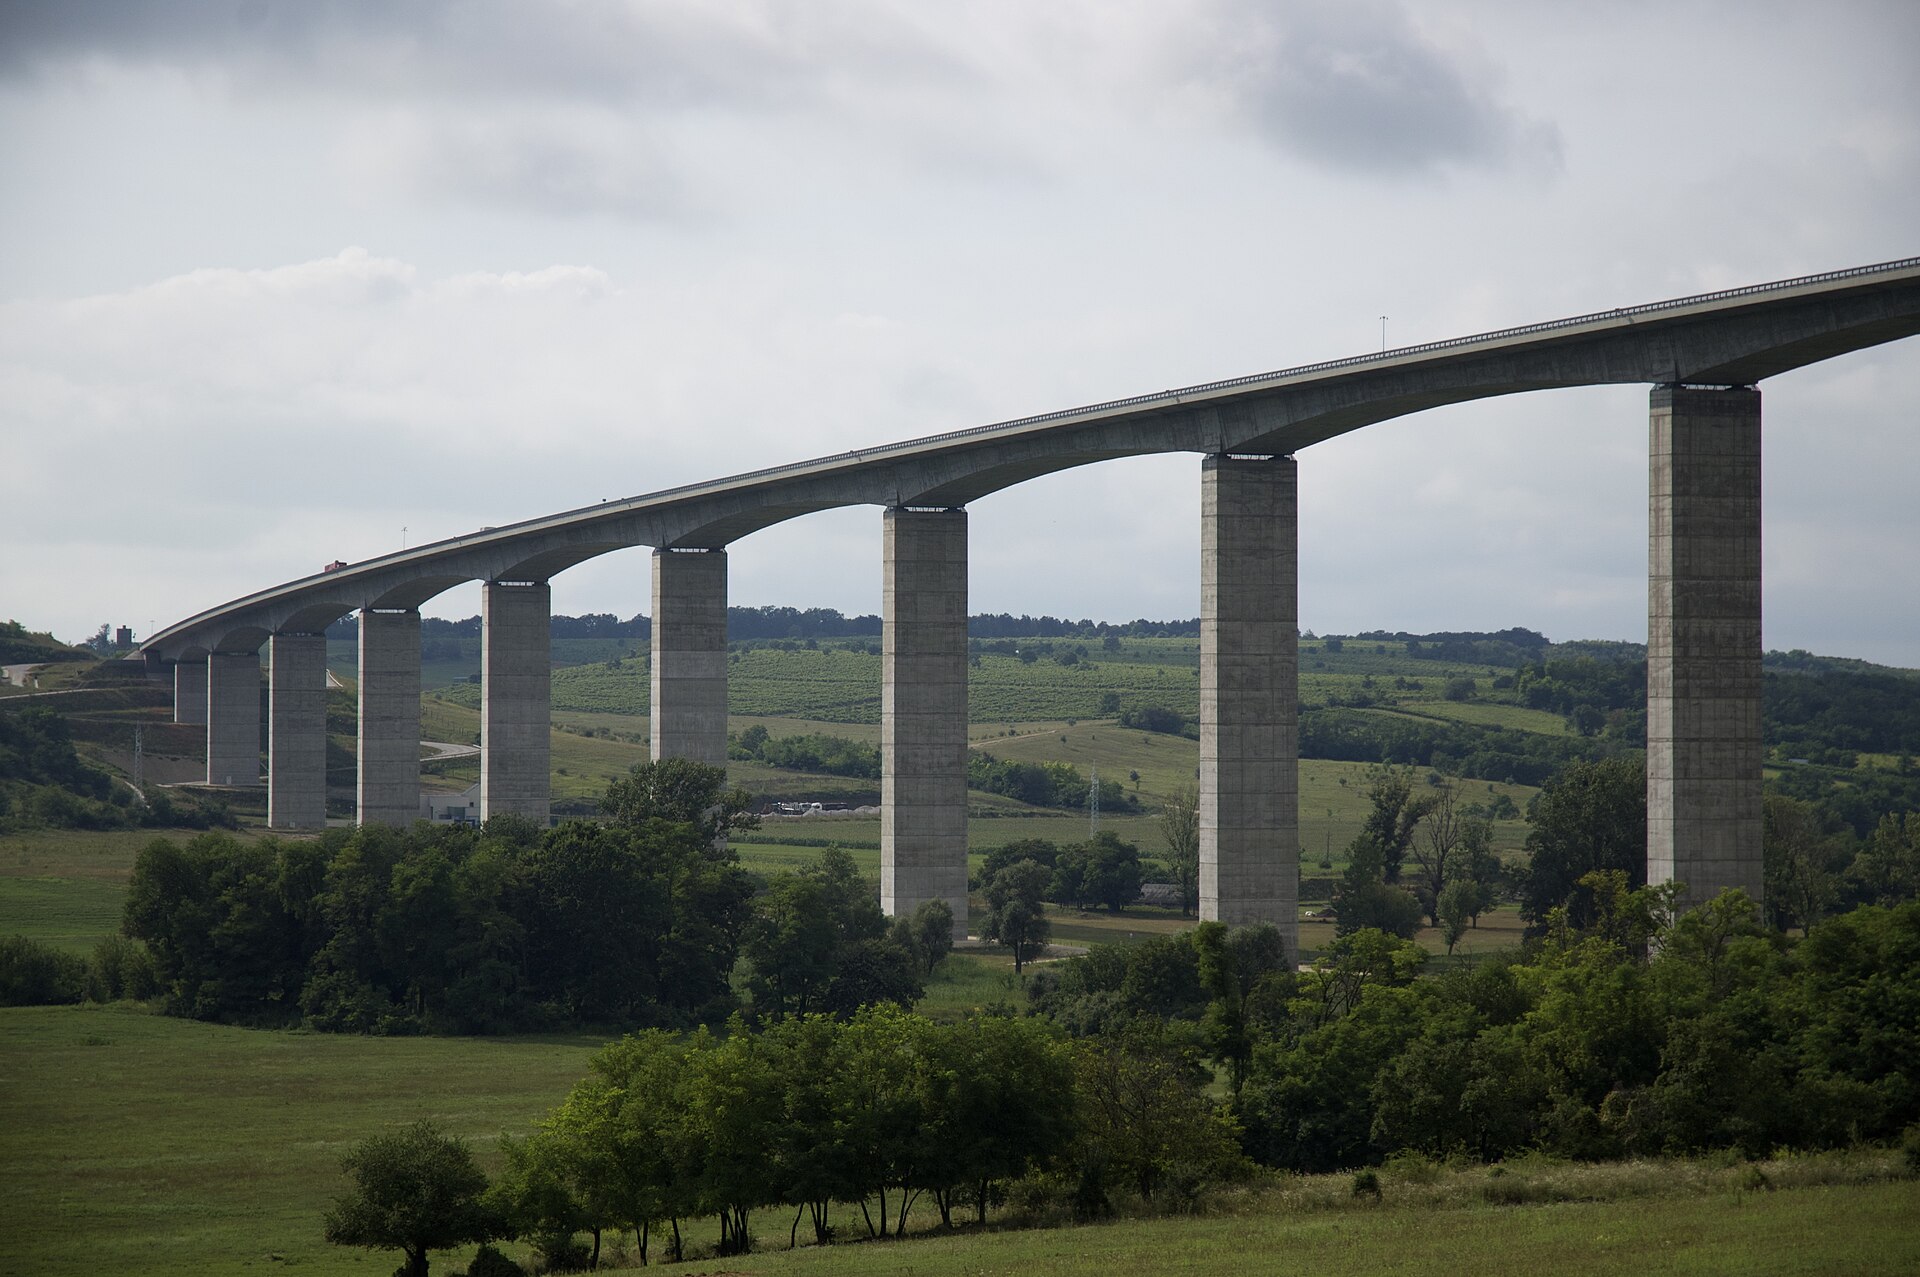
[324,1120,497,1277]
[982,859,1052,972]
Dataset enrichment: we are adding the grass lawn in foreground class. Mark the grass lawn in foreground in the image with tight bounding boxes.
[6,999,1911,1277]
[0,1003,603,1277]
[718,1178,1920,1277]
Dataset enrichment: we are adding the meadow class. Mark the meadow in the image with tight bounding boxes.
[4,999,1915,1277]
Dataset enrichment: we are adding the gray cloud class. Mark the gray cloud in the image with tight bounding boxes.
[0,0,964,110]
[1209,0,1562,178]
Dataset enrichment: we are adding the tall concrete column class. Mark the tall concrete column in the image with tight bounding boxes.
[205,650,262,787]
[482,580,551,825]
[358,609,421,827]
[173,659,208,725]
[881,507,970,940]
[651,548,729,766]
[268,633,329,829]
[1199,455,1299,956]
[1648,386,1763,910]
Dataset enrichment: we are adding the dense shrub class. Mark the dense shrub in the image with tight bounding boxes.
[0,936,89,1005]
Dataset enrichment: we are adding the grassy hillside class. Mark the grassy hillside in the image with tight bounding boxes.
[3,1001,1914,1277]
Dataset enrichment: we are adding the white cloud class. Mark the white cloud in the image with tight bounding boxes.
[0,2,1915,664]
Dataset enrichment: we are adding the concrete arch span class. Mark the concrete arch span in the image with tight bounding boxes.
[137,257,1920,951]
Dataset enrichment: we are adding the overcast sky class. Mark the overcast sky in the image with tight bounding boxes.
[2,1,1916,664]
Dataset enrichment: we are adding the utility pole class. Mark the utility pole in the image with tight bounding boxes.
[132,722,144,793]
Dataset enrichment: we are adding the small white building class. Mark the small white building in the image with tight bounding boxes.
[421,783,481,825]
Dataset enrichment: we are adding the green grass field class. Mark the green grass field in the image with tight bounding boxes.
[0,1003,600,1277]
[4,999,1915,1277]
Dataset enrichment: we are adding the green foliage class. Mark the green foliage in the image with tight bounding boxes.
[1332,835,1425,939]
[87,932,160,1001]
[460,1244,525,1277]
[598,757,757,843]
[730,727,881,778]
[0,934,90,1004]
[1158,782,1200,915]
[323,1120,498,1277]
[1049,831,1145,912]
[968,752,1135,812]
[1117,704,1191,736]
[982,859,1051,973]
[122,800,756,1034]
[1520,755,1647,930]
[743,847,922,1017]
[1071,1024,1251,1206]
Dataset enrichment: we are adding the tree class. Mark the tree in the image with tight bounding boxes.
[1158,783,1200,916]
[1437,879,1477,955]
[1330,836,1423,939]
[915,1014,1076,1227]
[324,1121,497,1277]
[600,758,757,845]
[976,838,1058,889]
[1763,793,1841,933]
[1072,1025,1248,1205]
[1052,832,1144,913]
[486,1131,607,1270]
[1519,755,1647,930]
[549,1030,697,1265]
[1849,812,1919,908]
[1407,780,1474,926]
[982,860,1051,972]
[1358,768,1433,885]
[744,847,907,1017]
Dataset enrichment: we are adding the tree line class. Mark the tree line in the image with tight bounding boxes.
[326,999,1247,1274]
[103,762,960,1034]
[324,893,1920,1275]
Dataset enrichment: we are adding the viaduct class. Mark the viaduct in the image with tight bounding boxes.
[139,258,1920,953]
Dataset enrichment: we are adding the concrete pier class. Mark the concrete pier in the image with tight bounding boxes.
[881,507,970,940]
[206,650,262,786]
[358,609,421,826]
[481,580,551,825]
[267,633,328,829]
[1198,455,1299,956]
[651,548,729,766]
[173,659,208,725]
[1648,386,1764,910]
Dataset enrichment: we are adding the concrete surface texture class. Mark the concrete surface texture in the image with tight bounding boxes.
[358,609,422,827]
[1198,455,1301,955]
[651,548,730,767]
[172,657,208,726]
[880,507,971,940]
[481,580,552,825]
[205,650,260,787]
[1647,386,1764,908]
[267,633,328,829]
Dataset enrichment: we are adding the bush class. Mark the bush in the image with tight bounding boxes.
[1350,1168,1382,1199]
[0,936,89,1005]
[88,934,160,1002]
[460,1246,524,1277]
[534,1232,591,1273]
